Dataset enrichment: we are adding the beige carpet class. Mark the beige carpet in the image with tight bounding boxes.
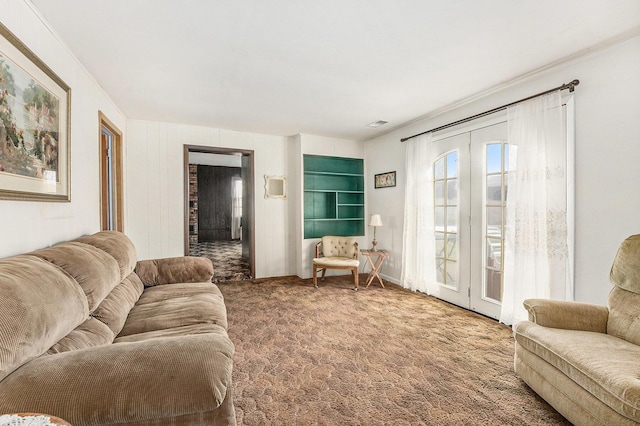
[217,275,570,426]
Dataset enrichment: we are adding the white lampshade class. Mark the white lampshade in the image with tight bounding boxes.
[369,214,383,227]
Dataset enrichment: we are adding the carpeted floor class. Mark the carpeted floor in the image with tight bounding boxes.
[217,275,570,426]
[190,240,252,282]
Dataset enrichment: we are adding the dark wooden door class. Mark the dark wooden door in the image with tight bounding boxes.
[197,165,241,241]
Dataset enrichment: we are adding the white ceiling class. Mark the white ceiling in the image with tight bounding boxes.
[30,0,640,141]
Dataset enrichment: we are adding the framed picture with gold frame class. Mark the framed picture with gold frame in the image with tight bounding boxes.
[0,23,71,201]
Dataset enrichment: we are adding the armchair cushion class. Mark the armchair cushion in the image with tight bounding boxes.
[313,257,359,268]
[515,321,640,422]
[320,236,358,259]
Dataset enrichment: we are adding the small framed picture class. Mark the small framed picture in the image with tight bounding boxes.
[375,171,396,189]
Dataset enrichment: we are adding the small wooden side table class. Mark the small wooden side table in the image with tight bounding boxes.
[360,249,390,288]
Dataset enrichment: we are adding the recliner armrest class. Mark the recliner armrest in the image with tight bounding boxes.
[523,298,608,332]
[135,256,214,286]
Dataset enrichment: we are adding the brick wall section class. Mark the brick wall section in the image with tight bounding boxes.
[189,164,198,245]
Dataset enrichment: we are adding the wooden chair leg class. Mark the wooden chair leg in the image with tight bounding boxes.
[313,265,318,288]
[321,268,326,281]
[353,267,358,291]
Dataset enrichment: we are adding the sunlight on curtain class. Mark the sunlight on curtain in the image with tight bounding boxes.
[401,134,437,294]
[231,178,242,240]
[501,91,573,325]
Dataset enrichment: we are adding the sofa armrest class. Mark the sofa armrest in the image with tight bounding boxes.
[0,333,234,425]
[135,256,213,286]
[523,298,608,332]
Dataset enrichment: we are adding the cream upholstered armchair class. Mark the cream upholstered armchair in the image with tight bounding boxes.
[313,236,360,290]
[514,234,640,425]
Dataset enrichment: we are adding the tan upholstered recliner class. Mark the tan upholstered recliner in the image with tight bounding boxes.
[514,234,640,425]
[313,236,360,290]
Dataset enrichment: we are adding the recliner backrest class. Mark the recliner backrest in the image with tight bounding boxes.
[607,234,640,344]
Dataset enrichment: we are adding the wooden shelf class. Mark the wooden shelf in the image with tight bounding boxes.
[303,155,365,239]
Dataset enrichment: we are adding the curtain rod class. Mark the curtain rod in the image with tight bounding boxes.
[400,79,579,143]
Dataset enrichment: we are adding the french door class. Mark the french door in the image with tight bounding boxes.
[431,121,508,319]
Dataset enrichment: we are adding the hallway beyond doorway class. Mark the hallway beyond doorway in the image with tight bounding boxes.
[190,240,252,283]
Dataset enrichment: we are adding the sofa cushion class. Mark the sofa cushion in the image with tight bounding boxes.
[0,334,234,425]
[31,242,121,312]
[46,317,114,354]
[515,321,640,422]
[114,323,228,344]
[91,272,144,337]
[0,255,88,381]
[135,256,214,286]
[74,230,137,280]
[118,282,228,337]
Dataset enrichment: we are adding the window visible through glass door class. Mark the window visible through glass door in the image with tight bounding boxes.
[484,142,509,303]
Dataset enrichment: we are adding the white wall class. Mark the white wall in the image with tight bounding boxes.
[365,35,640,305]
[0,0,127,258]
[125,120,295,278]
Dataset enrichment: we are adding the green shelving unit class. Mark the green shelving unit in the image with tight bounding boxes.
[304,155,364,239]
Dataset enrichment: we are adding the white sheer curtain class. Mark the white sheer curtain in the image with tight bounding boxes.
[231,178,242,240]
[401,134,438,294]
[501,90,573,325]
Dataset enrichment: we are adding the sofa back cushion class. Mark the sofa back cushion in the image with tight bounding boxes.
[46,317,114,354]
[31,242,121,312]
[0,255,88,381]
[74,231,137,280]
[91,272,144,337]
[608,234,640,343]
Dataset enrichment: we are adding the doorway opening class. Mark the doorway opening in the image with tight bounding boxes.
[184,145,255,282]
[99,112,123,232]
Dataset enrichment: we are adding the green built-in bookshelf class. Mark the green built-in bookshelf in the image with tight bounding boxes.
[304,155,364,239]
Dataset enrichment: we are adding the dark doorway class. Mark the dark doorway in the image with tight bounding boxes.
[184,145,255,282]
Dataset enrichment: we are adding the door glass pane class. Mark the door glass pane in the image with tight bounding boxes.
[486,207,502,236]
[446,235,458,261]
[485,269,502,301]
[486,175,502,205]
[435,158,445,179]
[446,152,458,178]
[486,144,502,173]
[446,180,457,204]
[445,260,458,285]
[435,207,445,230]
[433,150,459,288]
[446,206,458,231]
[435,181,445,205]
[486,238,502,269]
[483,142,508,304]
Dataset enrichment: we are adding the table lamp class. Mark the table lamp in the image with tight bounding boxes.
[369,214,383,251]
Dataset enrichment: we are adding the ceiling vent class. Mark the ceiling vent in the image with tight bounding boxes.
[366,120,388,128]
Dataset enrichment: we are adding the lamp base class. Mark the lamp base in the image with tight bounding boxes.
[371,239,378,252]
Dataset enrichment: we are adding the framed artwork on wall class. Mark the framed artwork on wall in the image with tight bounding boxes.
[374,171,396,189]
[0,23,71,201]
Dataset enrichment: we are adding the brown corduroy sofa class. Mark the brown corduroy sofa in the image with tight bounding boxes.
[0,231,236,425]
[514,234,640,426]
